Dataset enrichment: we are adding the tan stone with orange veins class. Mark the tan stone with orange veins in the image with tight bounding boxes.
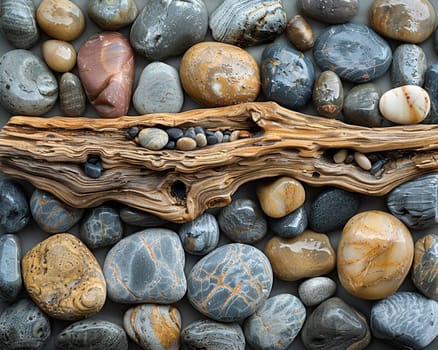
[22,233,106,320]
[337,210,414,300]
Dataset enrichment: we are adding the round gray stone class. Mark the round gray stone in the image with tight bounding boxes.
[137,128,169,150]
[391,44,427,88]
[0,178,30,234]
[298,277,337,306]
[179,213,219,255]
[0,234,21,302]
[268,205,307,238]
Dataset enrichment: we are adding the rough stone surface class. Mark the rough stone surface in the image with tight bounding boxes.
[412,234,438,301]
[391,44,427,88]
[268,205,308,238]
[0,234,21,302]
[179,213,219,255]
[297,0,359,24]
[0,178,30,234]
[298,277,337,306]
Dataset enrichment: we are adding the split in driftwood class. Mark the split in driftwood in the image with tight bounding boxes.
[0,101,438,223]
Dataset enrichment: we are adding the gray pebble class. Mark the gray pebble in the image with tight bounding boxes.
[0,0,39,49]
[80,206,123,249]
[298,277,336,306]
[268,205,307,237]
[179,213,219,255]
[182,319,245,350]
[133,62,184,114]
[309,188,360,232]
[166,127,184,140]
[84,161,103,178]
[87,0,137,30]
[0,298,51,350]
[119,205,169,227]
[130,0,208,60]
[137,128,169,150]
[297,0,359,24]
[243,293,306,350]
[391,44,427,88]
[59,72,86,117]
[424,62,438,124]
[0,49,57,115]
[371,292,438,349]
[0,234,21,302]
[218,198,268,243]
[0,178,30,234]
[55,319,128,350]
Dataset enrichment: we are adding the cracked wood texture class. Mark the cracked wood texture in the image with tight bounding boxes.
[1,101,438,223]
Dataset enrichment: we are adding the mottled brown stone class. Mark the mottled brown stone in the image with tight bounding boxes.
[285,15,314,51]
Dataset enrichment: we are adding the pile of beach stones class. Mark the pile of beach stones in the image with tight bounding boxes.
[0,0,438,349]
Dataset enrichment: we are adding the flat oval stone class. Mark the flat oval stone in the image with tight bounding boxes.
[80,206,123,249]
[298,277,336,307]
[30,188,84,234]
[104,228,186,304]
[338,210,414,300]
[422,62,438,124]
[42,39,76,73]
[180,42,260,107]
[119,205,169,228]
[179,213,219,255]
[412,234,438,300]
[124,304,181,350]
[0,234,21,302]
[379,85,430,124]
[264,230,336,281]
[343,83,385,127]
[209,0,287,47]
[137,127,169,151]
[218,198,267,243]
[133,62,183,114]
[0,178,30,234]
[309,188,360,232]
[285,15,314,51]
[268,205,308,238]
[261,44,315,109]
[0,0,39,49]
[36,0,85,41]
[22,233,107,320]
[312,70,343,118]
[313,23,392,83]
[187,243,273,322]
[87,0,137,30]
[301,297,371,350]
[256,176,305,218]
[388,173,438,229]
[243,294,306,350]
[297,0,359,24]
[59,72,86,117]
[176,136,198,151]
[370,0,436,44]
[55,319,128,350]
[130,0,208,60]
[391,44,427,88]
[371,292,438,349]
[182,319,245,350]
[78,32,134,118]
[0,49,58,115]
[0,298,51,350]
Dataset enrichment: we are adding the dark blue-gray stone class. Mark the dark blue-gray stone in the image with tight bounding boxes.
[391,44,427,88]
[0,178,30,234]
[130,0,208,60]
[80,206,123,249]
[423,62,438,124]
[412,234,438,301]
[0,298,51,350]
[0,234,21,302]
[261,44,315,109]
[309,188,360,232]
[218,198,268,243]
[387,173,438,230]
[297,0,359,24]
[298,277,337,306]
[268,205,307,237]
[371,292,438,349]
[119,205,170,228]
[313,23,392,83]
[30,189,84,234]
[301,297,371,350]
[343,83,385,127]
[55,319,128,350]
[187,243,273,322]
[243,293,306,350]
[179,212,219,255]
[182,319,245,350]
[103,228,186,304]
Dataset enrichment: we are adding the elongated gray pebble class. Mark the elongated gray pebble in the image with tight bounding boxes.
[297,0,359,24]
[87,0,137,30]
[391,44,427,88]
[119,205,169,228]
[209,0,287,47]
[0,178,30,234]
[182,319,245,350]
[59,72,86,117]
[412,234,438,301]
[424,62,438,123]
[0,49,58,115]
[55,319,128,350]
[243,293,306,350]
[133,62,183,114]
[298,277,336,306]
[0,234,21,302]
[179,213,219,255]
[371,292,438,349]
[137,128,169,150]
[187,243,273,322]
[268,205,307,238]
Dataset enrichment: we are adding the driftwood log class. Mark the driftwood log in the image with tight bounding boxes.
[0,101,438,223]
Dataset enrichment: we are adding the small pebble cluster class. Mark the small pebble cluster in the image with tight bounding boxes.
[332,148,389,175]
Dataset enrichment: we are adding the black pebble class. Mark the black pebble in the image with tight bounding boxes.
[166,127,184,140]
[84,162,103,178]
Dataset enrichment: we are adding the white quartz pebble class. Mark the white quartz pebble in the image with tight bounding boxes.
[379,85,430,124]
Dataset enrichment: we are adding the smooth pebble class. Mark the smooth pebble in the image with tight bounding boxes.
[423,62,438,123]
[0,234,22,302]
[312,70,343,118]
[285,15,314,51]
[87,0,137,30]
[119,205,169,228]
[268,205,308,238]
[354,151,372,170]
[176,137,197,151]
[297,0,359,24]
[42,39,76,73]
[59,72,86,116]
[0,178,30,234]
[298,276,337,306]
[179,213,219,255]
[137,128,169,151]
[391,44,427,88]
[412,234,438,300]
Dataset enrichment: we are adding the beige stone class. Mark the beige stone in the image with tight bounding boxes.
[42,40,76,73]
[264,230,336,281]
